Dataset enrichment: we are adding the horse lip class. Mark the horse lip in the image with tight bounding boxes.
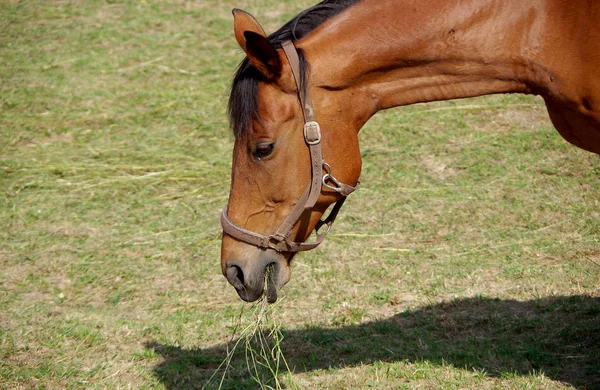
[266,287,278,303]
[235,287,263,302]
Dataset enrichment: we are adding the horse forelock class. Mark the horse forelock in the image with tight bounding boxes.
[227,0,361,138]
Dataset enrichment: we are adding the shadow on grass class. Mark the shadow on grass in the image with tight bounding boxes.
[146,295,600,389]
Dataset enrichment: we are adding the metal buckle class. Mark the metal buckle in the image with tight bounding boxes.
[303,121,321,145]
[267,233,285,246]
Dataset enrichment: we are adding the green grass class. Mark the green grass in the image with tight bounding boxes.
[1,1,599,389]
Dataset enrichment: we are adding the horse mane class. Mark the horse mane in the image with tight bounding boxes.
[228,0,362,138]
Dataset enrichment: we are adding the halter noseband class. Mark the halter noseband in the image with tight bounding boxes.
[221,40,359,252]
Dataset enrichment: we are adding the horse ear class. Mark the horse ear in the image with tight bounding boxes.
[243,31,282,80]
[232,9,281,80]
[233,9,266,50]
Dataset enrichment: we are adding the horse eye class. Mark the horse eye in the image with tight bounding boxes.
[253,142,275,160]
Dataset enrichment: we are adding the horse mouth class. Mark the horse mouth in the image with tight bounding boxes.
[231,262,279,303]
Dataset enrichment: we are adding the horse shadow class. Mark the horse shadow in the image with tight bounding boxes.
[146,295,600,389]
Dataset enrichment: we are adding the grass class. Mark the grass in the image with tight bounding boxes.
[1,0,599,389]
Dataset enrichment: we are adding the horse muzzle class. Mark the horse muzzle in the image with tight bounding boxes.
[224,252,291,303]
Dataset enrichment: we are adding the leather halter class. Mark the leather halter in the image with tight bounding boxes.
[221,40,359,252]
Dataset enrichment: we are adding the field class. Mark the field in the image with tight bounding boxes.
[1,1,599,389]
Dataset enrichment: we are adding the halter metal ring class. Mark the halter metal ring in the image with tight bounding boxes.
[322,162,343,193]
[322,174,343,192]
[315,218,332,235]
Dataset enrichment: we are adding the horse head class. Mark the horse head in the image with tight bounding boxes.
[220,9,362,303]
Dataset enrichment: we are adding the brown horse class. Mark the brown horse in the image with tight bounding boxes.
[221,0,600,303]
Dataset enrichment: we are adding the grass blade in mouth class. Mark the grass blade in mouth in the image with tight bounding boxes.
[265,263,278,303]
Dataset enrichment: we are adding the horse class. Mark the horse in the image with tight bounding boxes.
[221,0,600,303]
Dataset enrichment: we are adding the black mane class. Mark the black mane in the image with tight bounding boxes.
[228,0,361,138]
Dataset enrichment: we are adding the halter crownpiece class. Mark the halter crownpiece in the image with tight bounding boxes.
[221,40,359,252]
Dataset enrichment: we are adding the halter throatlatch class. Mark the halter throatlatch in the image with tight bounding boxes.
[221,40,359,252]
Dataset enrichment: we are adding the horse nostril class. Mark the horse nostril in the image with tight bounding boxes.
[226,265,245,289]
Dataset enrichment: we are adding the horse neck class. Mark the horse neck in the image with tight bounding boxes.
[299,0,553,126]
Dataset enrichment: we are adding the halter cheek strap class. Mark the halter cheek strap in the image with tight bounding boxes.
[221,40,359,253]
